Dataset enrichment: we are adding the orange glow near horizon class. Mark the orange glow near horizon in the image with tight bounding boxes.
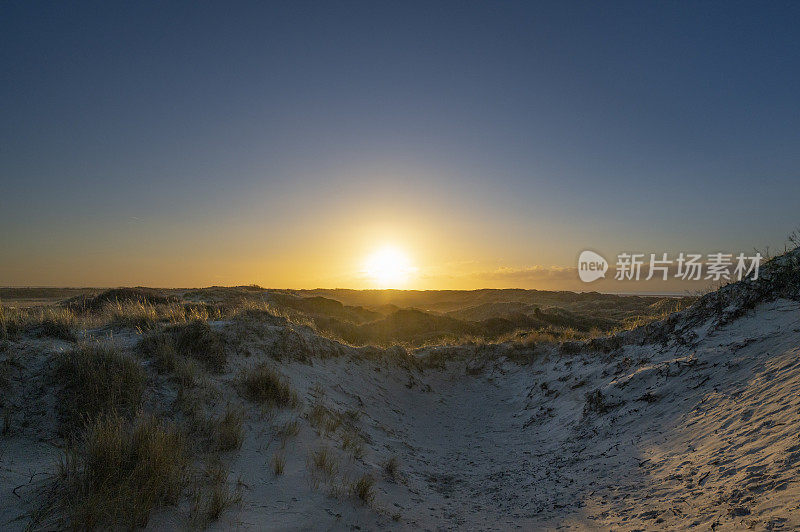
[361,245,418,288]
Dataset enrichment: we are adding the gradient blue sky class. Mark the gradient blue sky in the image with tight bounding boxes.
[1,1,799,289]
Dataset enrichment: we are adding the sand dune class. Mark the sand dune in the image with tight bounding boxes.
[2,254,800,530]
[196,298,799,530]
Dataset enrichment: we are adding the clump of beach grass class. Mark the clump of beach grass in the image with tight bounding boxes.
[383,456,400,481]
[169,320,227,372]
[27,307,79,342]
[340,430,365,460]
[276,418,300,447]
[140,320,226,373]
[189,459,241,527]
[106,300,162,331]
[239,363,298,408]
[55,413,186,529]
[307,446,339,488]
[53,344,146,432]
[306,402,343,435]
[216,404,244,451]
[272,453,286,476]
[351,474,375,505]
[138,331,203,388]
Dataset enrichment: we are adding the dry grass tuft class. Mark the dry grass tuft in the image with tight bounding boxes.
[584,389,618,414]
[56,413,186,529]
[271,453,286,476]
[100,297,220,332]
[351,474,375,505]
[0,304,11,342]
[216,404,244,452]
[306,403,343,435]
[276,418,300,447]
[340,430,364,460]
[204,482,239,521]
[173,357,202,389]
[38,317,79,342]
[383,456,400,481]
[308,446,339,482]
[26,307,79,342]
[1,305,80,342]
[53,344,146,432]
[139,331,179,371]
[239,364,298,408]
[189,460,241,527]
[138,330,204,387]
[182,402,243,453]
[141,320,226,373]
[106,300,162,331]
[168,320,227,372]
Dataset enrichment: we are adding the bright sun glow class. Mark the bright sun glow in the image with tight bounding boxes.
[362,246,417,288]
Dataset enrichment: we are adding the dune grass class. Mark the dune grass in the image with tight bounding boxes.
[36,308,79,341]
[104,299,221,331]
[0,304,9,342]
[56,413,186,529]
[189,459,241,528]
[169,320,227,372]
[180,400,244,454]
[139,330,180,371]
[383,456,400,481]
[239,363,298,407]
[340,429,365,460]
[306,402,343,435]
[216,404,244,452]
[203,481,240,522]
[139,320,226,373]
[53,344,146,432]
[272,453,286,476]
[277,419,300,442]
[138,329,204,388]
[106,300,164,331]
[307,446,339,487]
[351,474,375,505]
[0,306,80,342]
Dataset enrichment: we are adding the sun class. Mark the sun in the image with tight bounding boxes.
[362,245,417,288]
